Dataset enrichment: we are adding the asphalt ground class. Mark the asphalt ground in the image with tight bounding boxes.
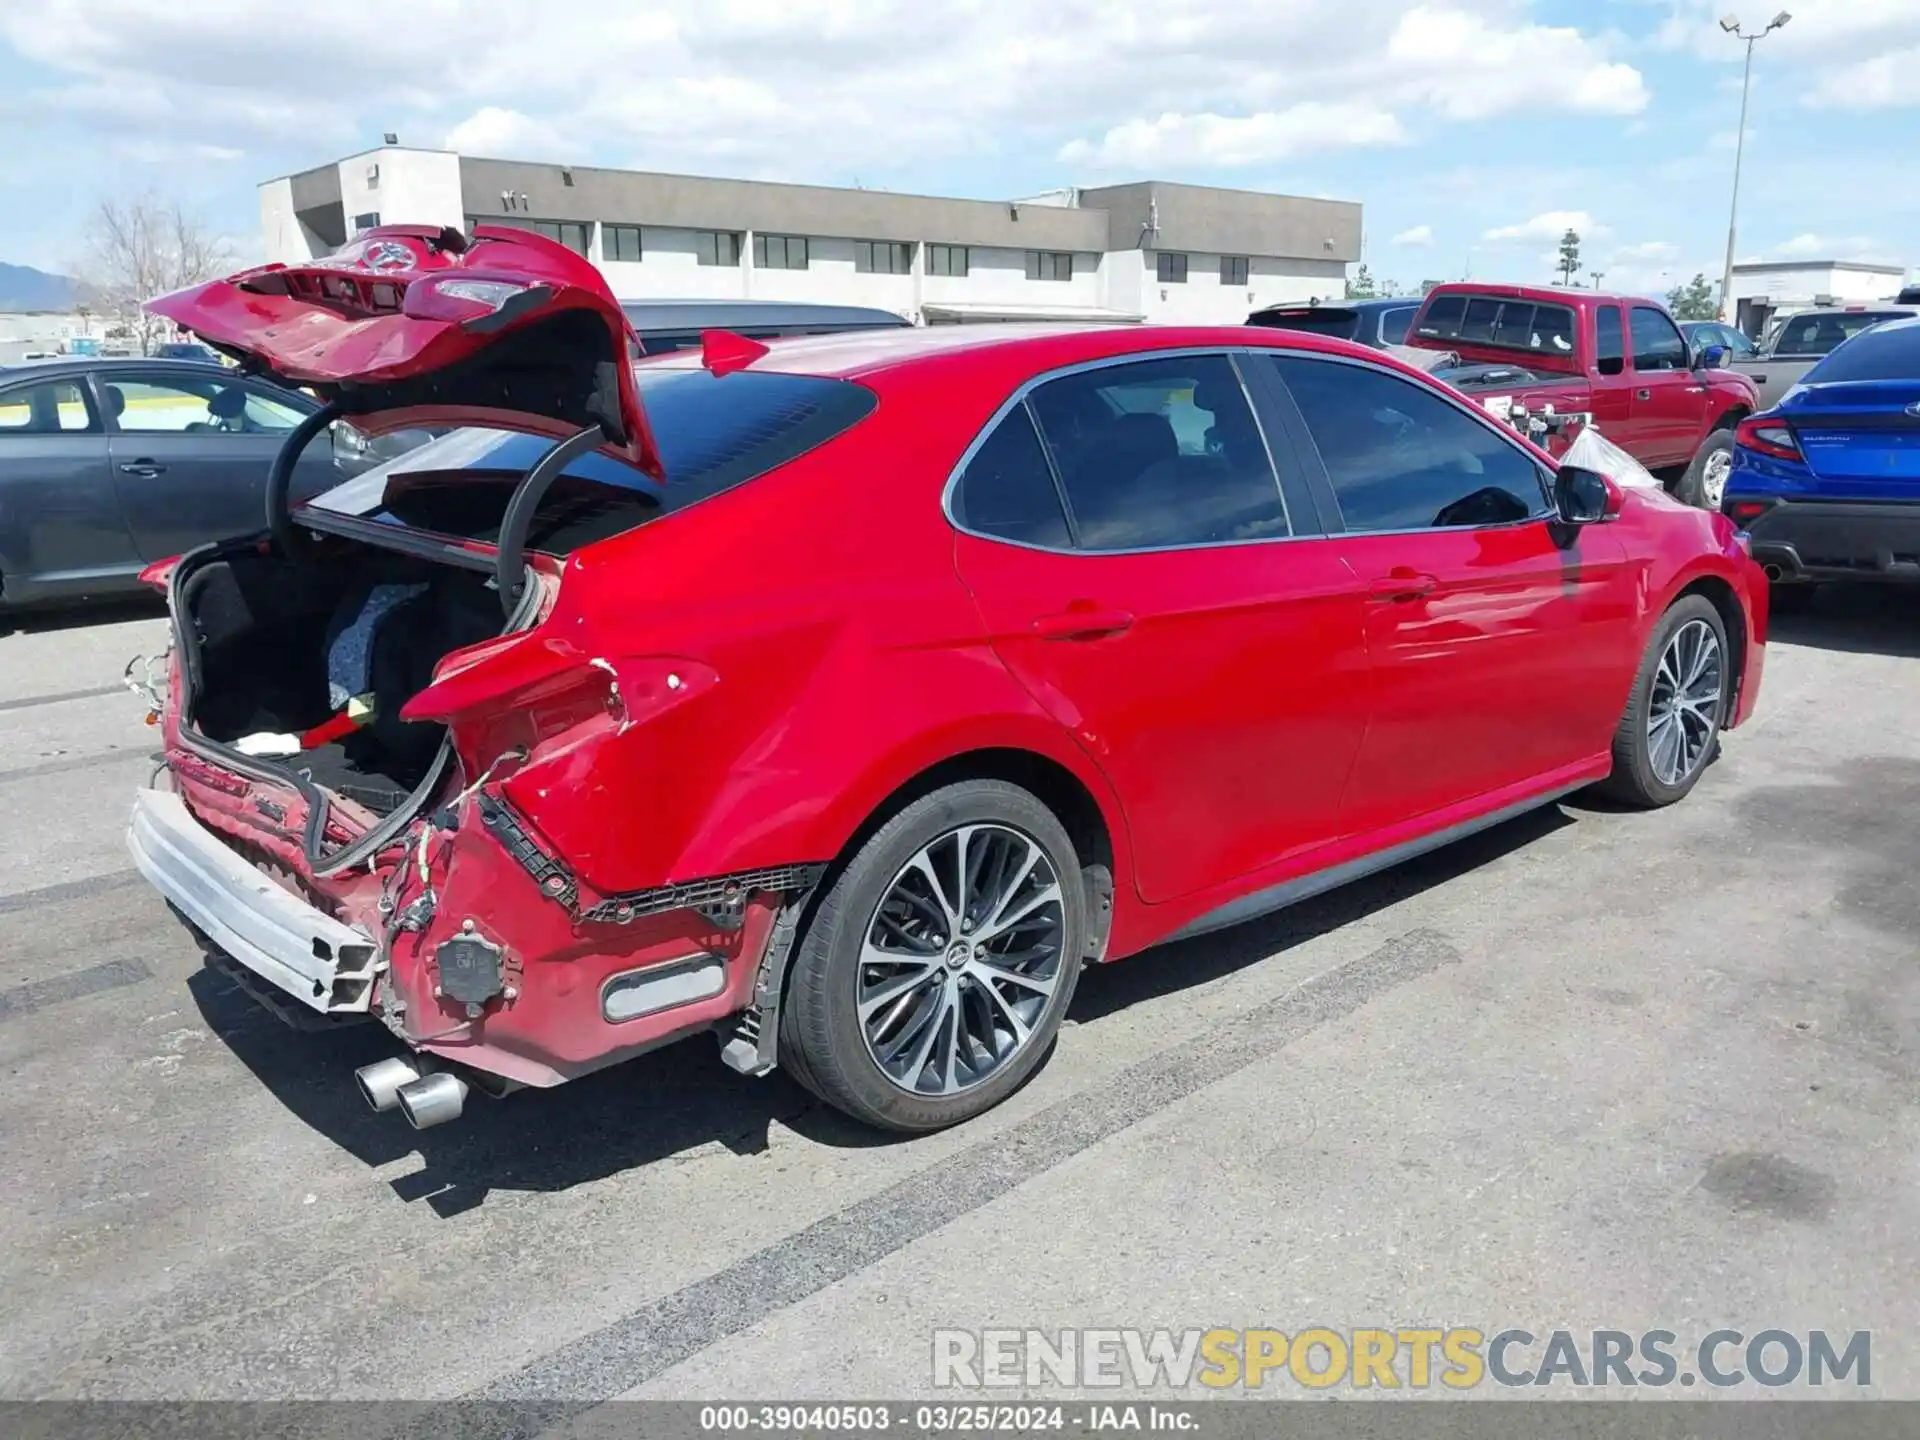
[0,588,1915,1404]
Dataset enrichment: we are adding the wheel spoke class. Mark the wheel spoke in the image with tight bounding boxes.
[858,822,1066,1099]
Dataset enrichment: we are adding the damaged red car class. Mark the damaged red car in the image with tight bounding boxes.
[128,225,1767,1134]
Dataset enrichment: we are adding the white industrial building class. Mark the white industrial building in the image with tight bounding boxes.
[1728,260,1909,337]
[260,145,1362,326]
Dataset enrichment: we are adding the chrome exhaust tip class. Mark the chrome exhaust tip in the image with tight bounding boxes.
[395,1071,469,1130]
[355,1056,422,1113]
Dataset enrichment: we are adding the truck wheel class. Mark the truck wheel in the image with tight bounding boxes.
[1599,596,1729,808]
[1677,428,1735,512]
[778,780,1085,1133]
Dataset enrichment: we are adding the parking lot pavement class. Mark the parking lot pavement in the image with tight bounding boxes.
[0,590,1915,1401]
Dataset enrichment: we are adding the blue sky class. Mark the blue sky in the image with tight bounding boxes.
[1,0,1913,298]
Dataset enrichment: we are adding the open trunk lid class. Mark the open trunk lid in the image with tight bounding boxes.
[145,224,661,477]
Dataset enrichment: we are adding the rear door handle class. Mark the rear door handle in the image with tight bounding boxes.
[1367,570,1438,602]
[118,460,166,477]
[1032,607,1134,640]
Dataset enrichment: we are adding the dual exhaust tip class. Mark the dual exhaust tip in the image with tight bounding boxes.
[355,1056,467,1129]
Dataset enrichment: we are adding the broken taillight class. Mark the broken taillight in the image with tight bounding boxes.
[138,555,181,593]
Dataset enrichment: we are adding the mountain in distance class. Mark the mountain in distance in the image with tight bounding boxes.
[0,262,79,311]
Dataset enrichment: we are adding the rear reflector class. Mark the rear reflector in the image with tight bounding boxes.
[1729,500,1773,524]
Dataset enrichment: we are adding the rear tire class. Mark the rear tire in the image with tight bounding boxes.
[779,780,1085,1133]
[1599,596,1730,808]
[1677,427,1735,512]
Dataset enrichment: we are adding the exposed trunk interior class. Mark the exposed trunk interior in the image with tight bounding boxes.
[180,545,503,816]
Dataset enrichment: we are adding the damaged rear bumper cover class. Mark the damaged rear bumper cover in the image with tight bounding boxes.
[127,789,379,1014]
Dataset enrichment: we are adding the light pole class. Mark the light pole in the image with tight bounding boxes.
[1718,11,1791,325]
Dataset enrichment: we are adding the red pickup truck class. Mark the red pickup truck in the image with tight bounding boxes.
[1405,283,1761,509]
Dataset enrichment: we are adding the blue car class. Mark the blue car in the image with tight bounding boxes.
[1725,316,1920,608]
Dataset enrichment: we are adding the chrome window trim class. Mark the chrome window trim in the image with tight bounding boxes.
[940,346,1303,559]
[1260,348,1560,532]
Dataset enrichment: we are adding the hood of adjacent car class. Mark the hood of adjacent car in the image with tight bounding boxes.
[144,225,661,476]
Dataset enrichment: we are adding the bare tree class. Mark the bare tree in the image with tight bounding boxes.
[76,194,235,355]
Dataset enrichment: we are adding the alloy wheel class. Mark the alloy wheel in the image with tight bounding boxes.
[857,824,1066,1096]
[1701,448,1732,510]
[1648,618,1723,786]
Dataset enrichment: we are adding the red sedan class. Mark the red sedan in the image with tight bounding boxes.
[130,227,1767,1134]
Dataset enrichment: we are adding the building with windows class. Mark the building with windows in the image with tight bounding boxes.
[259,146,1362,326]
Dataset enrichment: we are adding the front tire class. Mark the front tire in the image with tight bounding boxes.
[1677,427,1735,512]
[779,780,1085,1133]
[1599,595,1730,807]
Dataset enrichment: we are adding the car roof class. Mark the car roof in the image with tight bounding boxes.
[1249,297,1414,316]
[618,298,909,332]
[635,321,1385,382]
[1420,282,1620,307]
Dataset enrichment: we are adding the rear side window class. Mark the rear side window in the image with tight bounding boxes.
[1026,354,1288,551]
[950,405,1070,549]
[0,379,96,433]
[1268,355,1549,533]
[1805,320,1920,383]
[1596,306,1625,376]
[1380,307,1416,345]
[306,369,876,553]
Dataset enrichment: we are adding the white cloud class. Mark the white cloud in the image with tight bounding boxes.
[1609,240,1679,263]
[1390,224,1434,246]
[1484,210,1603,243]
[1059,103,1405,168]
[1383,6,1649,119]
[1771,232,1891,262]
[1804,47,1920,109]
[444,106,572,160]
[1660,0,1920,110]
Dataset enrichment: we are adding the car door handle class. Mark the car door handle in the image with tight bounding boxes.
[1635,388,1653,401]
[118,460,166,477]
[1031,607,1135,640]
[1366,570,1438,602]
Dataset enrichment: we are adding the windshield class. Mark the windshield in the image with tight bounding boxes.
[1771,311,1911,357]
[303,367,877,554]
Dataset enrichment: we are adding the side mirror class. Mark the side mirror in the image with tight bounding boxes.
[1554,465,1620,525]
[1697,343,1730,370]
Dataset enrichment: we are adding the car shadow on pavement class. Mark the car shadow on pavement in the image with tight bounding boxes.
[1768,585,1920,659]
[189,803,1575,1217]
[0,595,166,637]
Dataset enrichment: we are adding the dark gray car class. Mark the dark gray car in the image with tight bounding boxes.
[0,358,342,608]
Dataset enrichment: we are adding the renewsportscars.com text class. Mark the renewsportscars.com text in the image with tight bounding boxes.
[932,1327,1872,1391]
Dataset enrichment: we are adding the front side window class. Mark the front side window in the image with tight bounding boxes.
[604,225,642,263]
[1596,305,1625,376]
[854,240,913,275]
[755,234,810,270]
[0,380,96,433]
[102,376,303,435]
[1026,353,1288,551]
[950,404,1070,549]
[1220,256,1250,287]
[927,244,969,277]
[1027,251,1073,283]
[1630,306,1688,372]
[1268,355,1550,533]
[1157,253,1188,284]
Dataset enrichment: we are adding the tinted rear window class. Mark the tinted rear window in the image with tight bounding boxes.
[305,368,875,554]
[1774,311,1911,357]
[1250,307,1361,341]
[1805,320,1920,383]
[1417,293,1576,356]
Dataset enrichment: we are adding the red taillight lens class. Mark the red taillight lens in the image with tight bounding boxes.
[138,555,181,593]
[1729,500,1772,524]
[402,276,547,327]
[1735,415,1801,462]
